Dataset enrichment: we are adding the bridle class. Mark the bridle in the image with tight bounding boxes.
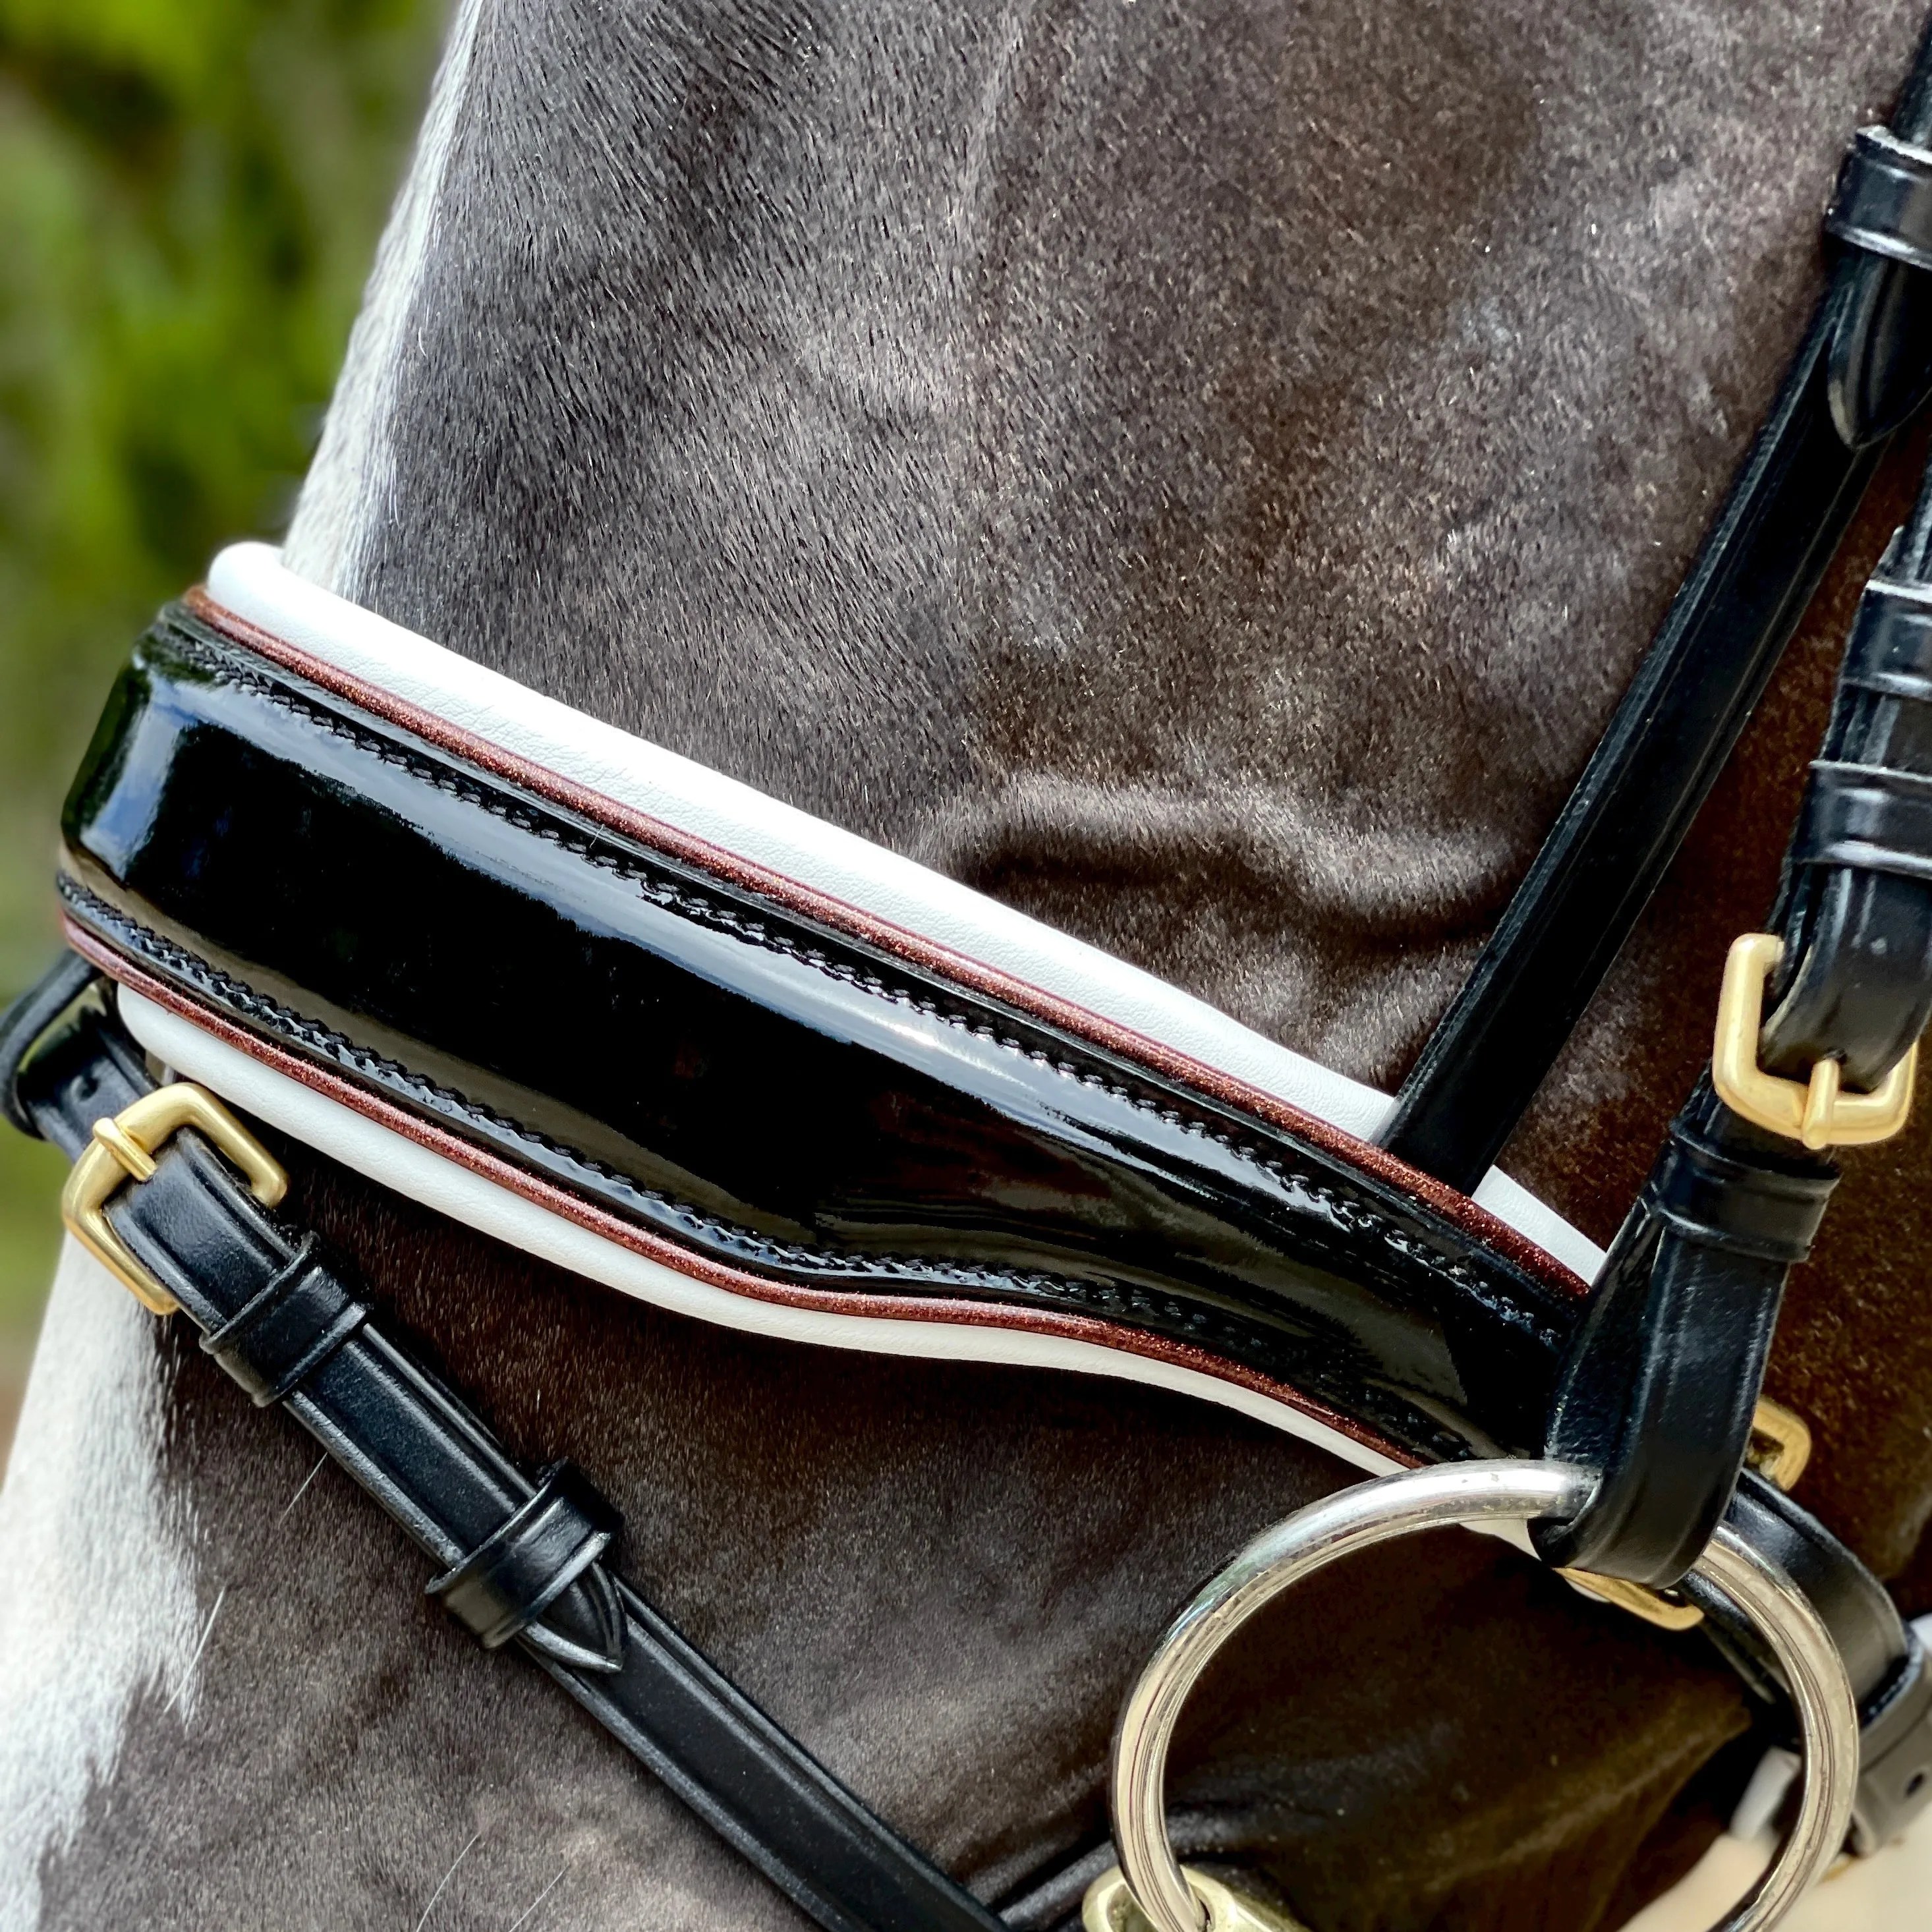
[11,17,1932,1932]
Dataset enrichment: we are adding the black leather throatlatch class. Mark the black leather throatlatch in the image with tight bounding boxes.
[0,970,1009,1932]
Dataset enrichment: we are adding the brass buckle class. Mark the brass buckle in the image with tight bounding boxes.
[1560,1396,1814,1632]
[1712,934,1917,1149]
[60,1083,287,1315]
[1748,1394,1813,1492]
[1561,1568,1707,1632]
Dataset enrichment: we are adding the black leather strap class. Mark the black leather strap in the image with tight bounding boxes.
[200,1232,369,1405]
[1539,472,1932,1593]
[1366,14,1932,1742]
[1681,1473,1932,1857]
[427,1461,622,1658]
[1764,540,1932,1083]
[1829,126,1932,277]
[1535,1087,1835,1587]
[56,604,1585,1469]
[7,976,1007,1932]
[1846,1643,1932,1855]
[0,948,96,1134]
[1382,15,1932,1193]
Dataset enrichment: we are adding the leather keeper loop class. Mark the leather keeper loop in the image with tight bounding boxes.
[1841,576,1932,701]
[199,1234,368,1406]
[1793,760,1932,882]
[1828,125,1932,274]
[428,1462,621,1659]
[1642,1124,1837,1266]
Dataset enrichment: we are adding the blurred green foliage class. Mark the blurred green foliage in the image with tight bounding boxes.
[0,0,441,1342]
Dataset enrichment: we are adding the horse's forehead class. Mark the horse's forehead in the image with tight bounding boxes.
[312,0,1896,714]
[289,0,1925,1082]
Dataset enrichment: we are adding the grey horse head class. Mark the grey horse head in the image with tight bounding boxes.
[5,3,1932,1929]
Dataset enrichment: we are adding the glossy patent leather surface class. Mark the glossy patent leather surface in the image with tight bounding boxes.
[7,982,1008,1932]
[58,610,1585,1466]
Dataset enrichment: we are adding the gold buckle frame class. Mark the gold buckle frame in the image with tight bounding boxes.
[60,1083,287,1315]
[1749,1395,1813,1492]
[1712,934,1917,1149]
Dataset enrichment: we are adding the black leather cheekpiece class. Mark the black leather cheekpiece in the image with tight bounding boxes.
[1767,564,1932,1087]
[1796,762,1932,884]
[1840,572,1932,702]
[1829,126,1932,275]
[1535,1091,1836,1588]
[1536,528,1932,1593]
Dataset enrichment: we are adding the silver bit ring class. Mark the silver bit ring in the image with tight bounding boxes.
[1108,1461,1858,1932]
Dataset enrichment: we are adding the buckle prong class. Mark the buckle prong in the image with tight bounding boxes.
[1713,934,1917,1150]
[61,1083,287,1316]
[91,1114,159,1183]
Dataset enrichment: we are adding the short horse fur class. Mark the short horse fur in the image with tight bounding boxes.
[6,3,1932,1928]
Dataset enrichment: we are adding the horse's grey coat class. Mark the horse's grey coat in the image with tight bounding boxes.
[0,1245,199,1932]
[288,0,1920,1083]
[7,1,1932,1927]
